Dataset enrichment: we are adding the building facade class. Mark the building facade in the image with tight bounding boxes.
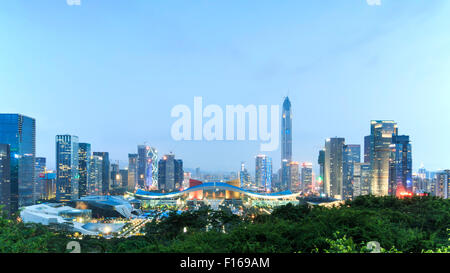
[343,144,361,200]
[389,135,412,196]
[281,97,292,191]
[78,143,91,198]
[324,137,345,199]
[0,114,36,211]
[0,144,11,214]
[127,153,138,192]
[255,155,273,192]
[93,152,110,195]
[158,154,183,192]
[138,145,158,190]
[369,120,398,196]
[56,135,79,202]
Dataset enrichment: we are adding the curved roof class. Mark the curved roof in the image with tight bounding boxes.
[133,182,301,200]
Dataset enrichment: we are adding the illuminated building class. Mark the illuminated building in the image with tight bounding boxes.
[0,144,11,214]
[389,135,412,196]
[188,179,203,200]
[137,145,158,190]
[110,163,120,189]
[324,137,345,199]
[120,169,128,189]
[78,143,91,198]
[318,149,325,194]
[0,114,36,211]
[41,171,56,200]
[343,144,361,200]
[369,120,398,196]
[56,135,79,202]
[239,162,250,189]
[88,155,103,195]
[255,155,272,192]
[289,161,300,192]
[281,97,292,190]
[158,153,183,192]
[364,135,371,163]
[225,179,241,199]
[435,171,449,199]
[353,163,371,197]
[127,154,138,192]
[301,162,313,193]
[93,152,110,195]
[34,157,46,201]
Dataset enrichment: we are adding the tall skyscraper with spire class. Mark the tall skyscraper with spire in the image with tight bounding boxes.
[281,97,292,191]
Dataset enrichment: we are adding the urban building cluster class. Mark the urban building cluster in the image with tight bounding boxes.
[0,98,449,216]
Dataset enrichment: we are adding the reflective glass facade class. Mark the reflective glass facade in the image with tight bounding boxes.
[0,114,36,210]
[56,135,79,202]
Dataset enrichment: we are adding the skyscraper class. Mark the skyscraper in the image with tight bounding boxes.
[343,144,361,200]
[120,169,128,189]
[110,162,120,189]
[389,135,412,196]
[138,145,158,190]
[353,163,371,198]
[127,154,138,192]
[34,157,46,201]
[56,135,79,202]
[93,152,110,195]
[158,153,183,192]
[255,155,272,192]
[290,161,300,192]
[324,137,345,199]
[369,120,398,196]
[0,114,36,211]
[281,97,292,191]
[239,162,250,189]
[300,162,313,193]
[78,143,91,198]
[364,135,371,163]
[318,149,325,195]
[0,144,11,214]
[88,155,103,195]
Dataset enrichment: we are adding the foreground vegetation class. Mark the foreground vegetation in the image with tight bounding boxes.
[0,195,449,253]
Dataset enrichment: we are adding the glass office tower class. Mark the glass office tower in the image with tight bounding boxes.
[281,97,292,190]
[324,137,345,199]
[56,135,79,202]
[369,120,398,196]
[127,153,138,192]
[78,143,91,198]
[0,144,11,214]
[0,114,36,211]
[389,135,412,196]
[343,144,361,200]
[93,152,110,195]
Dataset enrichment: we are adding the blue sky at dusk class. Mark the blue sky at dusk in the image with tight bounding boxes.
[1,0,449,173]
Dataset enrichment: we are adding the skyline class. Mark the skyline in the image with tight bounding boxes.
[1,0,450,172]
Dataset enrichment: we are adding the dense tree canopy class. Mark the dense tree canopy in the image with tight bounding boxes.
[0,196,448,253]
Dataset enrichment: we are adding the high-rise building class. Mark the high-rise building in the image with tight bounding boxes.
[318,149,325,195]
[120,169,128,190]
[110,162,120,189]
[56,135,79,202]
[353,163,371,198]
[127,154,138,192]
[343,145,361,200]
[138,145,158,190]
[34,157,46,201]
[88,155,103,195]
[364,135,371,163]
[255,155,272,192]
[435,171,449,199]
[369,120,398,196]
[281,97,292,191]
[300,162,313,193]
[239,162,250,188]
[41,171,56,200]
[389,135,412,196]
[0,114,36,211]
[0,144,11,214]
[324,137,345,199]
[93,152,110,195]
[290,162,300,192]
[158,153,183,192]
[78,143,91,198]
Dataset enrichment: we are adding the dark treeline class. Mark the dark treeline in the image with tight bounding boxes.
[0,196,449,253]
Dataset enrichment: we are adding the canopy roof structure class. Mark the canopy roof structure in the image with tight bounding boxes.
[133,182,301,200]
